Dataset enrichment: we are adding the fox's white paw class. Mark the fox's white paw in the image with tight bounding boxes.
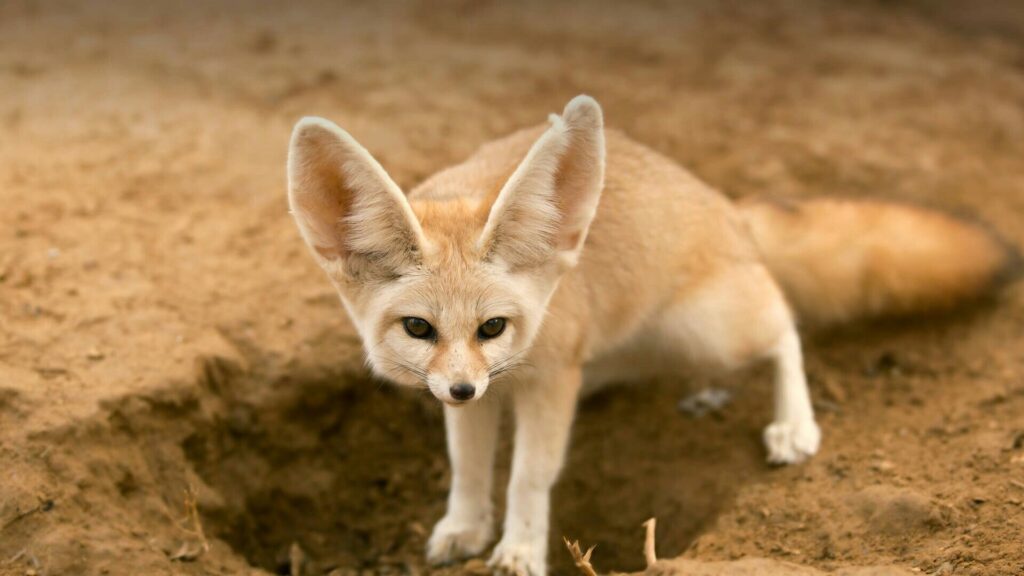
[426,514,494,565]
[488,538,545,576]
[764,419,820,464]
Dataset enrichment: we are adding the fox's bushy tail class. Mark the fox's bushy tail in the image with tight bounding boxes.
[739,197,1021,326]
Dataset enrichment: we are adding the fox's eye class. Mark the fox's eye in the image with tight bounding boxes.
[477,318,506,340]
[402,317,435,340]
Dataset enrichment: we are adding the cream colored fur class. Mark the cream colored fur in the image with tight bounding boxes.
[287,96,1015,576]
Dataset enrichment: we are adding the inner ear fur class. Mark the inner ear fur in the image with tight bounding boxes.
[287,117,426,277]
[479,95,606,269]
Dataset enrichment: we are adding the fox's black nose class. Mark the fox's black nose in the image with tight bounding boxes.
[450,383,476,401]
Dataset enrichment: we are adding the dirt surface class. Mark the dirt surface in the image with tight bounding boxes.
[2,1,1024,575]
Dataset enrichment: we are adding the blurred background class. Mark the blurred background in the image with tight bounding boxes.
[2,1,1023,575]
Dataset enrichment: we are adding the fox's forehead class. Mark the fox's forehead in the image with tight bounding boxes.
[386,267,518,323]
[366,198,510,320]
[410,197,489,263]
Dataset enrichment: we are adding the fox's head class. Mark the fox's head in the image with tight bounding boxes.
[287,96,605,405]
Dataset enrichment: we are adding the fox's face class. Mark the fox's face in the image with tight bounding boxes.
[331,230,552,404]
[287,96,605,405]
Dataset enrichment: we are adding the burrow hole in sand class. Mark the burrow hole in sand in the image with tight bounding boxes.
[181,367,771,575]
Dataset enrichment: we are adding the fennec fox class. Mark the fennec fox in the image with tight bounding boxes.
[287,96,1017,575]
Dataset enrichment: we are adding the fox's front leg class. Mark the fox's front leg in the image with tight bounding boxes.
[489,366,581,576]
[427,399,501,564]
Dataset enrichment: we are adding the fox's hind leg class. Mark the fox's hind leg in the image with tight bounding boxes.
[762,324,820,463]
[658,262,820,464]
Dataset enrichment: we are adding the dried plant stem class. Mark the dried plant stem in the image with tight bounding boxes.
[563,537,598,576]
[643,517,657,567]
[184,484,210,552]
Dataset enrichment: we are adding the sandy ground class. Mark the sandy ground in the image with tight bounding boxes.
[2,1,1024,575]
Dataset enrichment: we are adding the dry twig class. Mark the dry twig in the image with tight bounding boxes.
[289,541,306,576]
[643,517,657,567]
[183,484,210,553]
[1,498,54,530]
[167,484,210,562]
[563,537,598,576]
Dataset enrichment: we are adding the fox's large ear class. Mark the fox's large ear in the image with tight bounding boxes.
[288,117,425,277]
[479,95,605,270]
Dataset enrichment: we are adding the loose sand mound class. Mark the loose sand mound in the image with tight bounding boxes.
[2,1,1024,575]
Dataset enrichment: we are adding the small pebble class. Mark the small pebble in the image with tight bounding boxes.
[678,387,732,418]
[872,460,896,472]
